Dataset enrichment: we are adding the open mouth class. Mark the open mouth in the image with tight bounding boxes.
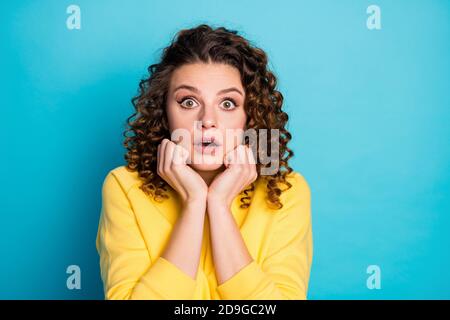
[200,141,219,147]
[195,141,220,154]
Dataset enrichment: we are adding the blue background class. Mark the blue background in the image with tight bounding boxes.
[1,0,449,299]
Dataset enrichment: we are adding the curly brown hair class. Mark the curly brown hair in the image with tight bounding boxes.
[123,24,295,210]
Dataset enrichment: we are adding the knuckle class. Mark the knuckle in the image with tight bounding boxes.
[163,162,171,173]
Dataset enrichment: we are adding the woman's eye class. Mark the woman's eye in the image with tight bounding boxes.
[178,97,198,109]
[221,99,237,110]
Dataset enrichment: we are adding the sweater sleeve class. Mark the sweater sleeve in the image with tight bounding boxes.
[216,172,313,300]
[95,172,197,300]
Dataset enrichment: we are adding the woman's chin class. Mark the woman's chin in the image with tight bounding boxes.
[188,161,224,172]
[187,147,225,171]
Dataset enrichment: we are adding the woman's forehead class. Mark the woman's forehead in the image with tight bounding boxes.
[170,62,244,93]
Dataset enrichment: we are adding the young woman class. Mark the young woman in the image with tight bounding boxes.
[96,24,313,300]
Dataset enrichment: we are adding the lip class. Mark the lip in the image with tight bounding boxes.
[194,143,220,155]
[195,135,222,146]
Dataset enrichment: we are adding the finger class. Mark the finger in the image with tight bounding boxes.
[223,148,233,168]
[247,146,258,183]
[173,135,183,145]
[243,146,256,183]
[244,146,254,182]
[237,144,247,165]
[157,144,161,173]
[181,145,190,164]
[157,141,164,175]
[241,146,257,187]
[224,148,237,168]
[172,136,190,164]
[236,146,251,192]
[172,144,185,165]
[164,140,175,172]
[158,139,168,174]
[247,146,257,165]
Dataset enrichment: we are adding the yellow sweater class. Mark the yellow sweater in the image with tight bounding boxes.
[96,165,313,300]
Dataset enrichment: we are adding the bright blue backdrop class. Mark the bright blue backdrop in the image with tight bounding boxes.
[1,0,449,299]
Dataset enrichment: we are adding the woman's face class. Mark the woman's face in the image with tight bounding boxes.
[166,62,247,171]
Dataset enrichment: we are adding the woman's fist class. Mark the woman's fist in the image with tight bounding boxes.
[157,138,208,205]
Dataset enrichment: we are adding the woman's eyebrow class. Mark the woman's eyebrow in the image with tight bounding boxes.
[173,84,200,94]
[217,87,243,97]
[173,84,243,97]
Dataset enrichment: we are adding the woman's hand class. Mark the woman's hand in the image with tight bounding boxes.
[157,138,208,205]
[207,144,258,209]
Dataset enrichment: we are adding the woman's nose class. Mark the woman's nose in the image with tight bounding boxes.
[201,119,215,128]
[199,107,216,129]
